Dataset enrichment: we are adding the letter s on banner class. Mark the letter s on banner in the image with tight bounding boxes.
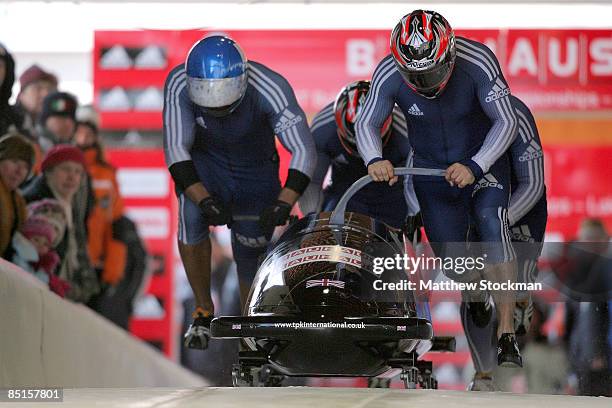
[591,38,612,76]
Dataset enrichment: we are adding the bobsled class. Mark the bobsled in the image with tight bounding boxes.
[210,168,455,388]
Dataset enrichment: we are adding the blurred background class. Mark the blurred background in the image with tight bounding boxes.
[0,0,610,395]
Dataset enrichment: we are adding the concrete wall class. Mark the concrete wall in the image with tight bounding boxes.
[0,259,206,388]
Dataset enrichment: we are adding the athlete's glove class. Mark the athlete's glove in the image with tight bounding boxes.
[402,212,423,243]
[198,196,232,226]
[259,200,292,233]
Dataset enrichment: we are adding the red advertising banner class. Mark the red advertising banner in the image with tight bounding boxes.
[496,30,612,111]
[105,149,178,359]
[543,146,612,241]
[94,29,612,129]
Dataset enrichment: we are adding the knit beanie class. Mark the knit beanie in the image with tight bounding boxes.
[19,64,58,91]
[40,144,85,172]
[27,199,67,247]
[0,133,35,170]
[39,92,77,126]
[21,215,56,246]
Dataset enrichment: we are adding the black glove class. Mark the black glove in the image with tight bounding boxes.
[198,196,232,226]
[259,200,292,233]
[403,212,423,243]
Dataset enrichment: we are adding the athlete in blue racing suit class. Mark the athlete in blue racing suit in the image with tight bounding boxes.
[355,10,521,366]
[299,80,413,229]
[463,95,547,390]
[163,35,316,350]
[404,95,548,389]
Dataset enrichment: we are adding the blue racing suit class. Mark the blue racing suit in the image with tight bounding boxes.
[300,103,411,229]
[403,94,548,372]
[163,61,316,282]
[356,37,518,265]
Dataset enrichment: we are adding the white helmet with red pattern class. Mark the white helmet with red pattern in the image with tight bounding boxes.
[390,10,456,98]
[334,80,392,157]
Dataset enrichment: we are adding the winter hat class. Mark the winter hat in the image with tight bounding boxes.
[27,199,67,247]
[39,91,78,125]
[76,120,98,135]
[19,64,58,92]
[21,215,56,246]
[0,133,35,170]
[27,198,65,216]
[40,144,85,172]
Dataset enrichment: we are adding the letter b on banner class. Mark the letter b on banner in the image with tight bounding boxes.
[347,39,375,76]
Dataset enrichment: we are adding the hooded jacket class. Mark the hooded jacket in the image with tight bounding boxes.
[82,145,126,286]
[0,43,24,135]
[0,176,27,258]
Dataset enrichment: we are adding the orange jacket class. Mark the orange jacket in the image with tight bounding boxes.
[83,147,126,285]
[0,178,27,257]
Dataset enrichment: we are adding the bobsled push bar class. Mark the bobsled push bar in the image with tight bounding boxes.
[329,167,446,226]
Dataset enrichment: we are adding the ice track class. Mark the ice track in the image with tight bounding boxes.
[10,387,609,408]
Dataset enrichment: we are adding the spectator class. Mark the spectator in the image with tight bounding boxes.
[15,64,58,138]
[11,215,60,284]
[0,133,35,258]
[0,44,23,135]
[27,198,67,249]
[563,219,611,396]
[522,302,569,394]
[555,219,611,301]
[75,119,126,287]
[22,145,99,303]
[94,216,148,329]
[37,91,78,154]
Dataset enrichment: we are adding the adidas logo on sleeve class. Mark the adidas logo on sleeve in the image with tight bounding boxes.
[274,108,303,134]
[473,173,504,195]
[511,225,535,242]
[407,103,424,116]
[518,140,544,162]
[485,78,511,103]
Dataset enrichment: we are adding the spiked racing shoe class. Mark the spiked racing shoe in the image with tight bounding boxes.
[184,307,214,350]
[497,333,522,367]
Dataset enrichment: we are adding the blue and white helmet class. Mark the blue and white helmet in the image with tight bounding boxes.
[185,35,248,116]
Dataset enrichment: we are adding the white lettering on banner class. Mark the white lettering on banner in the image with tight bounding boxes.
[347,39,375,76]
[117,168,168,198]
[547,196,612,218]
[508,38,538,76]
[548,197,575,217]
[295,89,345,112]
[591,38,612,76]
[518,90,602,110]
[586,195,612,217]
[549,37,579,78]
[125,207,169,239]
[505,35,612,84]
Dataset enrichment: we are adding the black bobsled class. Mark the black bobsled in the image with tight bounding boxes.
[210,168,455,388]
